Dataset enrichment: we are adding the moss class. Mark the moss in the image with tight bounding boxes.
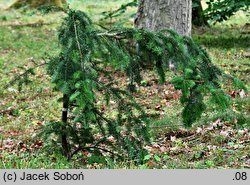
[9,0,66,9]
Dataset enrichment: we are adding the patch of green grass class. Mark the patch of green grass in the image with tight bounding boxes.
[0,151,73,169]
[69,0,135,23]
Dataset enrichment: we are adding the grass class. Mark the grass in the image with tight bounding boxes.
[0,0,249,169]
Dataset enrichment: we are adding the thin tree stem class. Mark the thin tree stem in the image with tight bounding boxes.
[61,94,70,159]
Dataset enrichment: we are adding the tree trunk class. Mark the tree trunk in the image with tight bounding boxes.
[61,94,70,159]
[10,0,66,9]
[135,0,192,36]
[192,0,208,26]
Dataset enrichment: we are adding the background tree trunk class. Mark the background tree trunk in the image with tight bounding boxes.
[10,0,66,9]
[135,0,192,36]
[192,0,208,26]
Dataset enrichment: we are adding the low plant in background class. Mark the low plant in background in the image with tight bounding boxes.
[205,0,250,24]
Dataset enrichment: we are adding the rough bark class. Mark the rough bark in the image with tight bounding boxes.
[9,0,66,9]
[135,0,192,36]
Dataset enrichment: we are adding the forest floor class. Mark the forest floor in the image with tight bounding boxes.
[0,0,249,169]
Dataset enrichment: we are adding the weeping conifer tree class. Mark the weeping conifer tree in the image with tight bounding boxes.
[15,9,245,161]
